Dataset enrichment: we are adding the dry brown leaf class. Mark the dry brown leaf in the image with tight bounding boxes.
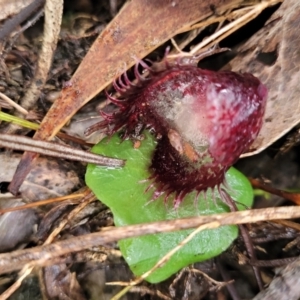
[1,153,83,202]
[41,264,86,300]
[228,0,300,156]
[9,0,246,194]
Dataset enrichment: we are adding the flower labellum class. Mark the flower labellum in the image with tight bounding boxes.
[88,57,268,207]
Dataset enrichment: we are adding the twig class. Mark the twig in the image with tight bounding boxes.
[0,92,28,115]
[250,257,298,267]
[0,134,124,167]
[0,206,300,275]
[0,266,34,300]
[129,286,171,300]
[0,193,86,215]
[249,178,300,205]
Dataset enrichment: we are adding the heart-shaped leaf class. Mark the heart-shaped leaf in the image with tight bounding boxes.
[86,131,253,283]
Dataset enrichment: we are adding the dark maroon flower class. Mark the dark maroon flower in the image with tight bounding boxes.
[88,56,267,207]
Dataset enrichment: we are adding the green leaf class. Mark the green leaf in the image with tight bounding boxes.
[86,131,253,283]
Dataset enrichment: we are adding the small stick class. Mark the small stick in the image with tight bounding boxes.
[0,206,300,275]
[0,92,28,115]
[249,178,300,205]
[0,134,125,167]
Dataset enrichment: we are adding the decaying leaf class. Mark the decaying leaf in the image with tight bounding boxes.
[228,0,300,156]
[41,264,86,300]
[0,153,83,202]
[21,157,83,201]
